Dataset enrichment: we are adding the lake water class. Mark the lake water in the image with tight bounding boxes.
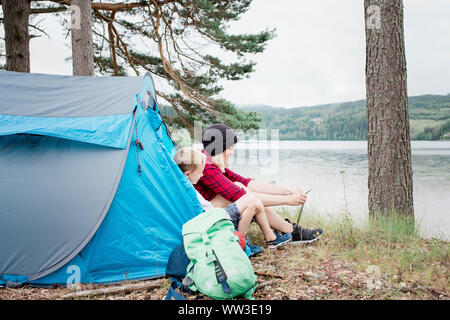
[228,140,450,240]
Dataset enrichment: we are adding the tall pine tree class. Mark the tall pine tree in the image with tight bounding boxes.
[71,0,94,76]
[1,0,31,72]
[0,0,270,131]
[364,0,414,217]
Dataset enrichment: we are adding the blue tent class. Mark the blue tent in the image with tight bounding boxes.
[0,70,203,287]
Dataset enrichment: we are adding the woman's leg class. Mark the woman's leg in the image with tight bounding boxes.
[248,203,276,241]
[211,193,276,241]
[236,196,276,241]
[264,207,294,234]
[246,188,296,233]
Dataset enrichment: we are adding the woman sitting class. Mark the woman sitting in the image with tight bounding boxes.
[194,124,324,246]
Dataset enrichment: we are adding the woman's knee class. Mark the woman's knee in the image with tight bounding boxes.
[251,197,264,212]
[235,193,257,213]
[245,194,263,212]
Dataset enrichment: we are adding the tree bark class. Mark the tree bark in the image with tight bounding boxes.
[71,0,94,76]
[364,0,414,217]
[2,0,31,72]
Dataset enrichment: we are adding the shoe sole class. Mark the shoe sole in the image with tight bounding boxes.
[289,232,324,245]
[249,250,264,257]
[267,237,292,250]
[250,253,263,257]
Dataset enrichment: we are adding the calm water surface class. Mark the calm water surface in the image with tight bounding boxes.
[229,140,450,240]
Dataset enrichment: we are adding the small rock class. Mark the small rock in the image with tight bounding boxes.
[303,271,325,281]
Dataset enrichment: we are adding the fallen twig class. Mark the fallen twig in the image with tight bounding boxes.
[255,280,277,291]
[59,279,165,299]
[415,281,441,300]
[254,271,284,279]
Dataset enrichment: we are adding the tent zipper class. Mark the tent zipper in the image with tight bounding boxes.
[133,109,144,175]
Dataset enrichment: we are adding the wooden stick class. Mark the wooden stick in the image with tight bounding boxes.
[59,279,165,299]
[254,271,284,279]
[255,280,277,291]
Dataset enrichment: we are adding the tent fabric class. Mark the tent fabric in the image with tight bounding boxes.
[0,113,133,148]
[0,71,203,286]
[0,132,132,280]
[30,106,203,285]
[0,71,142,117]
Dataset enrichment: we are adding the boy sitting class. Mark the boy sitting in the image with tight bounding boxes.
[197,124,324,244]
[174,147,291,250]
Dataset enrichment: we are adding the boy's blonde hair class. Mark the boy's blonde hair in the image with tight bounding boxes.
[173,147,206,172]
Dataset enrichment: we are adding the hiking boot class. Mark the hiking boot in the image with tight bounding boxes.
[245,235,264,256]
[282,218,324,244]
[267,232,292,249]
[290,224,323,244]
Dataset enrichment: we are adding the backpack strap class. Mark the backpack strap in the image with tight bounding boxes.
[166,277,207,300]
[212,250,231,294]
[165,279,187,300]
[189,233,232,296]
[200,231,231,295]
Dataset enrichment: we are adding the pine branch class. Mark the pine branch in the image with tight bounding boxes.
[157,91,193,130]
[110,23,140,75]
[32,0,269,130]
[45,0,176,12]
[29,21,50,39]
[150,0,218,116]
[107,11,119,76]
[30,6,68,14]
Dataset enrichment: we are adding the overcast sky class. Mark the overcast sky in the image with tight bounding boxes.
[19,0,450,108]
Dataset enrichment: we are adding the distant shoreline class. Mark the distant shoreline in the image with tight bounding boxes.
[241,94,450,141]
[273,138,450,141]
[237,139,450,142]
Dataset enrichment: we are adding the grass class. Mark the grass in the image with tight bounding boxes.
[244,207,449,299]
[1,208,448,300]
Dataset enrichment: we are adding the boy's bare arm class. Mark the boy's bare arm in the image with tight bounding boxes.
[252,191,306,207]
[247,180,298,196]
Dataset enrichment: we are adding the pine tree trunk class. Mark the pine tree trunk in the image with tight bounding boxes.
[71,0,94,76]
[364,0,414,217]
[2,0,30,72]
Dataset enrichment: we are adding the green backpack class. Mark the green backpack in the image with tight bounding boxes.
[182,208,257,300]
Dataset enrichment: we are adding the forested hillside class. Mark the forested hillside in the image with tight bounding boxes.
[240,94,450,140]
